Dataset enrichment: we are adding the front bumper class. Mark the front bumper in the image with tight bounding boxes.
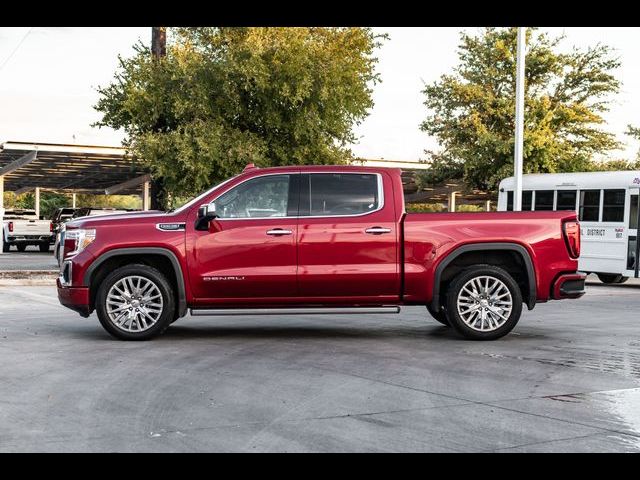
[552,272,587,299]
[57,278,91,317]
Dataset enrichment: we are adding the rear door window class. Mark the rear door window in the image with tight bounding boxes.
[300,173,380,217]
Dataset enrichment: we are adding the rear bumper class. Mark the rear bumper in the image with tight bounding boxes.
[7,235,54,244]
[57,278,91,317]
[552,272,587,299]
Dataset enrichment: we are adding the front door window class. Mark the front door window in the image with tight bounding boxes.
[215,175,291,219]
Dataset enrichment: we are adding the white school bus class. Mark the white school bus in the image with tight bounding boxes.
[498,171,640,284]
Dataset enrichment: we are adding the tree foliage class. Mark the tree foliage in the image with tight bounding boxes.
[418,28,622,191]
[2,192,141,218]
[94,27,384,201]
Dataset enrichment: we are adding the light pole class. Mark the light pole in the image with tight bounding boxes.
[513,27,526,211]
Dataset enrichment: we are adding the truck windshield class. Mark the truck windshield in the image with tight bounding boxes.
[171,175,239,214]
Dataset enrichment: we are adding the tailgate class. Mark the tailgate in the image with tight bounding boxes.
[10,220,51,236]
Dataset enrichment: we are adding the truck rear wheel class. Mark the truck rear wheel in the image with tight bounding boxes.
[16,244,26,252]
[444,264,522,340]
[95,264,175,341]
[39,242,50,253]
[2,242,9,253]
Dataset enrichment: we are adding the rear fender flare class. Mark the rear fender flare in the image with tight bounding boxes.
[430,242,537,312]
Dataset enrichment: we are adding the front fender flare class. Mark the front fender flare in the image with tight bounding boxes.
[83,247,187,317]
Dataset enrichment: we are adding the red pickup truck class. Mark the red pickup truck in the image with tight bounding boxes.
[57,165,585,341]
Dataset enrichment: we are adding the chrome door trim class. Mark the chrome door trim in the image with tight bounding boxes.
[211,172,385,221]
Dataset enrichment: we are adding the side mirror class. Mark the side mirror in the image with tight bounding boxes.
[195,203,218,231]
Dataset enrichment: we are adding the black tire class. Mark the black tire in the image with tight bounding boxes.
[2,242,9,253]
[445,264,523,340]
[16,244,27,252]
[39,242,49,253]
[597,273,623,284]
[427,303,450,326]
[95,264,175,341]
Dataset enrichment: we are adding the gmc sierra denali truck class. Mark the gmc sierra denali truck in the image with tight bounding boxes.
[57,165,585,341]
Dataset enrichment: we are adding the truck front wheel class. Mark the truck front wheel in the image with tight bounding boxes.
[444,265,522,340]
[95,264,175,341]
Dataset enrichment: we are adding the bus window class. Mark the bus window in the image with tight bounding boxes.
[602,189,625,222]
[630,195,638,229]
[534,190,554,210]
[579,190,600,221]
[506,191,513,211]
[505,191,531,210]
[556,190,577,211]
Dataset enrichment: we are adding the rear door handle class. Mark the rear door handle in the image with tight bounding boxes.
[266,228,293,236]
[365,227,392,235]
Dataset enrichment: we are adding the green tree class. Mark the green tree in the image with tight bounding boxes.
[94,27,385,205]
[627,125,640,162]
[588,127,640,171]
[419,28,622,191]
[3,191,70,219]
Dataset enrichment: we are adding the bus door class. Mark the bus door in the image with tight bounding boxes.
[628,188,640,278]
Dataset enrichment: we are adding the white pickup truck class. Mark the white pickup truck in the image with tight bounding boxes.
[2,209,54,252]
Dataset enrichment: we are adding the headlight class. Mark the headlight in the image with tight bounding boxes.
[64,229,96,257]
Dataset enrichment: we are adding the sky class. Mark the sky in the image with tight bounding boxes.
[1,27,639,163]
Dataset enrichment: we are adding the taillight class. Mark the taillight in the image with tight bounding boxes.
[8,221,13,232]
[50,222,53,232]
[563,221,580,258]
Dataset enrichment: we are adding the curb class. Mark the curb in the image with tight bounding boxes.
[0,270,58,286]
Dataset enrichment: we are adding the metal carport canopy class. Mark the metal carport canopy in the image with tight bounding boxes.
[0,141,149,195]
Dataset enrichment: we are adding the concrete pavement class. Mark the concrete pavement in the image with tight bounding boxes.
[0,283,639,452]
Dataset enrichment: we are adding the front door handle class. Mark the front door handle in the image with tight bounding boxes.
[365,227,392,235]
[266,228,293,236]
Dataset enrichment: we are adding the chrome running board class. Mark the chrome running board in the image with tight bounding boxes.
[190,306,401,316]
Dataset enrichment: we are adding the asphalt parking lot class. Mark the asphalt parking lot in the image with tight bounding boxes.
[0,248,57,271]
[1,282,639,452]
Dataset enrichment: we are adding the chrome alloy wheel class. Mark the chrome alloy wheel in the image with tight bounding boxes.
[456,275,513,332]
[106,275,164,332]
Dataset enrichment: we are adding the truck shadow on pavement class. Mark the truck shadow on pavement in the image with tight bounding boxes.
[586,281,640,290]
[161,324,463,341]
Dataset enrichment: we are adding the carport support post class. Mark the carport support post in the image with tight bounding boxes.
[34,187,41,219]
[448,191,457,212]
[485,200,491,211]
[142,181,151,211]
[72,193,77,208]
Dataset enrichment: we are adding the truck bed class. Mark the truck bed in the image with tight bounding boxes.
[402,210,578,304]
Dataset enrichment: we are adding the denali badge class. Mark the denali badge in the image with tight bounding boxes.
[157,223,186,231]
[203,276,245,281]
